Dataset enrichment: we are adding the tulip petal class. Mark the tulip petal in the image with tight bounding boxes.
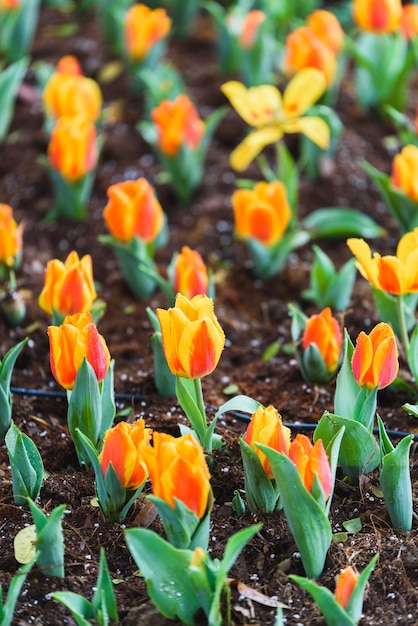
[179,318,223,378]
[282,116,330,150]
[346,238,381,289]
[157,307,189,377]
[221,81,282,127]
[230,126,284,171]
[283,68,327,116]
[352,331,373,387]
[372,335,399,390]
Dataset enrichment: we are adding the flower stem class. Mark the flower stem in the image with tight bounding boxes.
[397,294,410,356]
[193,377,207,433]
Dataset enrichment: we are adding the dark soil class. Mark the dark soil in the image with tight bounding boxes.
[0,4,417,626]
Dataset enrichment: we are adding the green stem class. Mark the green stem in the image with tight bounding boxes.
[193,377,207,436]
[397,294,410,356]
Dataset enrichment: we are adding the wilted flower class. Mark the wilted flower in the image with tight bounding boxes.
[48,311,111,390]
[142,431,211,519]
[124,3,171,63]
[221,68,330,171]
[232,180,292,246]
[0,203,23,268]
[38,250,97,318]
[302,307,343,373]
[347,230,418,295]
[288,434,332,499]
[48,115,98,182]
[172,246,209,299]
[352,0,402,33]
[243,405,291,478]
[151,94,205,157]
[334,566,359,609]
[351,322,399,389]
[157,293,225,379]
[283,26,338,85]
[99,420,151,490]
[103,177,165,244]
[391,144,418,202]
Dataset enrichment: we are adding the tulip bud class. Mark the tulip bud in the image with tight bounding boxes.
[243,405,291,479]
[352,0,402,33]
[239,10,265,49]
[289,434,333,500]
[43,66,102,123]
[334,565,359,609]
[301,306,343,379]
[400,4,418,40]
[48,115,98,182]
[391,144,418,202]
[124,4,171,63]
[284,25,338,85]
[0,203,23,269]
[351,322,399,390]
[307,9,345,54]
[172,246,209,299]
[151,94,205,157]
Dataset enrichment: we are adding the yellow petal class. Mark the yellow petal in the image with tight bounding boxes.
[221,81,282,127]
[283,116,330,149]
[346,238,381,289]
[283,68,327,116]
[230,126,283,171]
[396,228,418,264]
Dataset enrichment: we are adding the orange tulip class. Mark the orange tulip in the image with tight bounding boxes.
[239,10,266,49]
[39,250,97,317]
[0,0,20,9]
[347,229,418,295]
[48,115,98,182]
[151,94,205,157]
[48,311,111,390]
[43,64,102,123]
[400,4,418,40]
[99,419,151,490]
[103,177,165,244]
[351,322,399,389]
[243,405,291,478]
[288,434,332,499]
[156,293,225,379]
[391,144,418,202]
[334,566,359,609]
[307,10,345,54]
[173,246,209,299]
[302,307,343,373]
[142,431,211,519]
[0,203,23,267]
[232,180,292,247]
[284,26,338,85]
[352,0,402,33]
[124,4,171,63]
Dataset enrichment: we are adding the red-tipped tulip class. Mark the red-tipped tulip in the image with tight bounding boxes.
[351,322,399,390]
[243,405,291,478]
[288,434,332,499]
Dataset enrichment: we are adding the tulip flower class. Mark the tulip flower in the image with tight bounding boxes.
[307,10,345,54]
[221,68,330,172]
[38,250,98,324]
[351,322,399,390]
[48,115,98,183]
[243,405,291,479]
[401,5,418,40]
[239,10,265,49]
[48,311,111,391]
[124,4,171,64]
[352,0,402,33]
[288,434,333,500]
[283,26,338,86]
[334,566,359,609]
[142,431,212,548]
[151,94,204,158]
[391,144,418,202]
[171,246,209,300]
[301,306,343,380]
[232,180,292,247]
[0,203,23,273]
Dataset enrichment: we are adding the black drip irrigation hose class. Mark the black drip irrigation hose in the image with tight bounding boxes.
[11,386,418,442]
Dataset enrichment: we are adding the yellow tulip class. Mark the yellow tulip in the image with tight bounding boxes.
[38,250,97,317]
[48,115,98,182]
[142,431,211,519]
[48,311,111,390]
[103,177,165,244]
[124,4,171,63]
[173,246,209,299]
[391,144,418,202]
[156,293,225,379]
[351,322,399,389]
[243,405,291,478]
[0,203,23,267]
[221,68,330,171]
[232,180,291,246]
[352,0,402,33]
[347,229,418,295]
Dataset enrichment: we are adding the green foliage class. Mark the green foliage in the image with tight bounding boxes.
[5,421,44,504]
[28,498,66,578]
[0,559,35,626]
[0,337,28,438]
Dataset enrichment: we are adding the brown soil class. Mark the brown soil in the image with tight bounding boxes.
[0,4,417,626]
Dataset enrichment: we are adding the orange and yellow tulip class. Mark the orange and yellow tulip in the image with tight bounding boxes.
[232,180,292,247]
[351,322,399,389]
[124,4,171,63]
[48,311,111,390]
[0,0,20,10]
[307,9,345,54]
[302,307,343,373]
[103,177,165,244]
[288,434,332,499]
[99,419,151,490]
[142,431,211,519]
[347,229,418,295]
[43,60,102,123]
[48,115,98,182]
[391,144,418,202]
[239,10,266,49]
[157,294,225,379]
[39,250,97,317]
[0,203,23,267]
[284,26,338,86]
[243,405,291,478]
[151,94,205,157]
[334,566,359,609]
[352,0,402,33]
[221,68,330,171]
[173,246,209,299]
[401,4,418,40]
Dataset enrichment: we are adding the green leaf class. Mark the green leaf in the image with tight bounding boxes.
[92,547,119,623]
[343,518,362,533]
[50,592,93,626]
[5,421,44,504]
[214,395,262,421]
[239,438,279,513]
[28,499,66,578]
[147,494,207,550]
[289,575,356,626]
[0,337,28,437]
[175,376,207,445]
[303,207,385,239]
[0,558,35,626]
[346,553,379,622]
[68,359,102,464]
[0,57,29,141]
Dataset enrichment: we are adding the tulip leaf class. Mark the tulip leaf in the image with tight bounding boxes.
[5,421,44,505]
[0,558,35,626]
[214,395,262,421]
[289,575,356,626]
[258,445,331,578]
[334,331,358,420]
[0,57,29,142]
[239,438,280,513]
[147,494,204,550]
[346,553,379,622]
[68,359,102,465]
[314,412,380,480]
[0,337,28,437]
[372,289,418,337]
[407,324,418,382]
[302,207,385,239]
[28,499,66,578]
[99,360,116,438]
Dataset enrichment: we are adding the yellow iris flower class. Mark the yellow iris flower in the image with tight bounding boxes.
[221,68,330,171]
